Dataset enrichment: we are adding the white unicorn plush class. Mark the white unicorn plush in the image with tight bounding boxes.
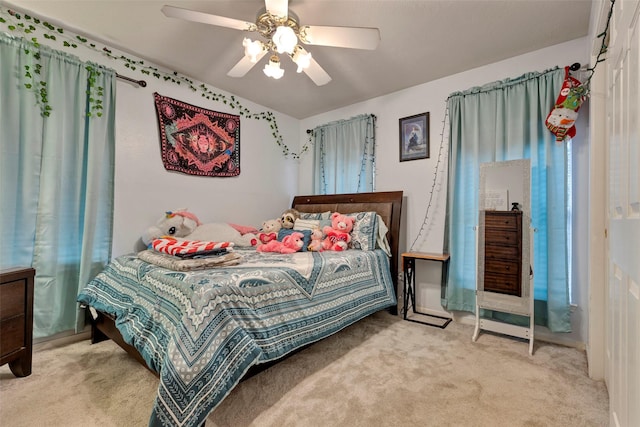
[141,210,258,248]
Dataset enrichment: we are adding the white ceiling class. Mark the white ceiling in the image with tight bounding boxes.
[3,0,592,119]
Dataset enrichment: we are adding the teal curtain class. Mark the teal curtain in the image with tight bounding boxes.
[0,32,116,338]
[312,114,376,194]
[443,67,571,332]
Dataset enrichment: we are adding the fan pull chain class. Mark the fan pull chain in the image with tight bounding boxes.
[409,102,450,252]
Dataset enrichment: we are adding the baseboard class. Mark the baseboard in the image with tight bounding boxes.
[33,329,91,352]
[451,311,586,351]
[534,328,586,351]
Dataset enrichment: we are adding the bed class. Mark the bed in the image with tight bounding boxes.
[77,190,403,427]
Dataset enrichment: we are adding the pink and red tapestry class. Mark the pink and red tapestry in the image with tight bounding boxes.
[153,93,240,177]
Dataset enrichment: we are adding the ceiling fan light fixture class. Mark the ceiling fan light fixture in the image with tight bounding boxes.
[162,2,379,86]
[243,38,265,63]
[272,25,297,54]
[263,55,284,79]
[291,47,312,73]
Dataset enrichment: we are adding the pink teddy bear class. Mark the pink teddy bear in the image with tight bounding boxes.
[257,231,305,254]
[322,212,354,251]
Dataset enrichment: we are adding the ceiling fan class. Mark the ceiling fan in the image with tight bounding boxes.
[161,0,380,86]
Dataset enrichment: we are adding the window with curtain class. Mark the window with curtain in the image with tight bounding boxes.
[442,67,571,333]
[312,114,376,195]
[0,32,116,338]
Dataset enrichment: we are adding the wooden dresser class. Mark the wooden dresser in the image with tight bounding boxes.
[483,211,522,297]
[0,267,35,377]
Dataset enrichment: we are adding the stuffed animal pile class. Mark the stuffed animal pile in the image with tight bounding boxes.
[258,210,356,253]
[142,208,359,256]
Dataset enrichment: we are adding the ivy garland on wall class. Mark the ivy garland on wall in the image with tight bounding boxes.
[0,6,311,159]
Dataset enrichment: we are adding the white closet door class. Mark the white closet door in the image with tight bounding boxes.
[606,1,640,426]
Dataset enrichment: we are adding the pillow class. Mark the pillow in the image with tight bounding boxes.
[294,218,332,232]
[277,228,312,251]
[347,212,379,251]
[299,211,332,220]
[376,214,391,256]
[293,218,320,231]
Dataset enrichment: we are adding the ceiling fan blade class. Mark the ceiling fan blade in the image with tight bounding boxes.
[289,46,330,86]
[265,0,288,19]
[301,25,380,50]
[302,56,331,86]
[227,51,268,78]
[161,5,253,31]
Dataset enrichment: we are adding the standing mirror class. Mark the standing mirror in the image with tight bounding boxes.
[473,159,534,354]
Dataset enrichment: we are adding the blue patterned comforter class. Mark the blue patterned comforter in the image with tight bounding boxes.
[77,248,396,427]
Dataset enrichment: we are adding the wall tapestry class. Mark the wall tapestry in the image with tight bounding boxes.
[153,92,240,177]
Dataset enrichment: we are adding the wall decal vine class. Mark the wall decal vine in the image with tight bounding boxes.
[0,6,309,158]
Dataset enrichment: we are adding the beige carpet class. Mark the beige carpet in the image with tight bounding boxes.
[0,312,609,427]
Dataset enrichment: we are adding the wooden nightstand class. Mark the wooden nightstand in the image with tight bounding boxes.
[0,267,35,377]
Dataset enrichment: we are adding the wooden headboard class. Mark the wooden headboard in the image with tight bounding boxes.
[291,191,403,306]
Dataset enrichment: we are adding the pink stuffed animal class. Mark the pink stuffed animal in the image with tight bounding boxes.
[257,231,305,254]
[307,228,324,252]
[322,212,354,251]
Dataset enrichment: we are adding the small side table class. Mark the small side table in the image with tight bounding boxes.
[402,252,452,328]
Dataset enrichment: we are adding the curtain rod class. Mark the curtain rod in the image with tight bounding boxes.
[306,113,377,133]
[116,73,147,87]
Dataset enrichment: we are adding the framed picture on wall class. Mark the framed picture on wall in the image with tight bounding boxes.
[399,112,429,162]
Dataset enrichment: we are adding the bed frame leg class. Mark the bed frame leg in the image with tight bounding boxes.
[91,318,109,344]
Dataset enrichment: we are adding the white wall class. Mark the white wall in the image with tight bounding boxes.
[0,22,302,258]
[299,37,591,346]
[112,77,300,256]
